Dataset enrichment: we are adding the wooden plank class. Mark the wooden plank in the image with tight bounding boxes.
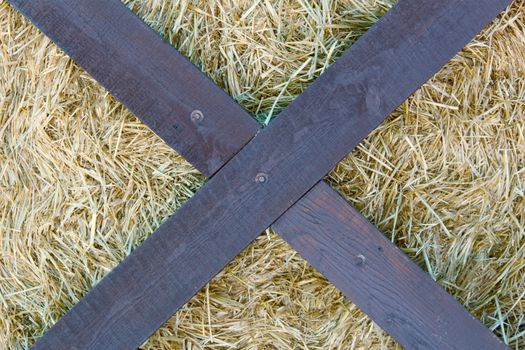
[8,0,260,177]
[274,182,506,349]
[17,0,512,349]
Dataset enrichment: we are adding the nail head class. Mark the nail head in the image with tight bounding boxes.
[255,173,269,184]
[191,110,204,123]
[355,254,366,266]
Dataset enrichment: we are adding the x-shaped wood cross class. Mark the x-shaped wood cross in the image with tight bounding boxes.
[8,0,514,349]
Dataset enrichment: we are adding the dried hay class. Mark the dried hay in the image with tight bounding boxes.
[0,0,524,349]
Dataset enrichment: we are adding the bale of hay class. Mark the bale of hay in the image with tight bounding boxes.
[0,0,523,349]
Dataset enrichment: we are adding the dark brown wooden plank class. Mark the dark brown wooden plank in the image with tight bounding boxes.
[275,182,506,349]
[8,0,260,177]
[21,0,512,349]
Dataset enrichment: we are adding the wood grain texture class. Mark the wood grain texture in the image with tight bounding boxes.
[9,0,512,349]
[8,0,260,177]
[274,182,507,350]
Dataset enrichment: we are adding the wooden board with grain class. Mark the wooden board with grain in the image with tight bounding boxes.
[274,181,504,349]
[8,0,260,177]
[8,0,513,349]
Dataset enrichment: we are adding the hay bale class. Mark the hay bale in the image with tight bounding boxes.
[0,0,523,348]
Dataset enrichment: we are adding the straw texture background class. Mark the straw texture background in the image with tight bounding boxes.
[1,0,524,348]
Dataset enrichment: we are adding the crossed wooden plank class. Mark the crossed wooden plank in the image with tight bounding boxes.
[8,0,514,349]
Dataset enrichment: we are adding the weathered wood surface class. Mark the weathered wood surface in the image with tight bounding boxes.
[8,0,512,349]
[275,182,506,349]
[8,0,260,177]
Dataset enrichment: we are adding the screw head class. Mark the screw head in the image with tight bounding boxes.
[255,173,269,184]
[190,110,204,123]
